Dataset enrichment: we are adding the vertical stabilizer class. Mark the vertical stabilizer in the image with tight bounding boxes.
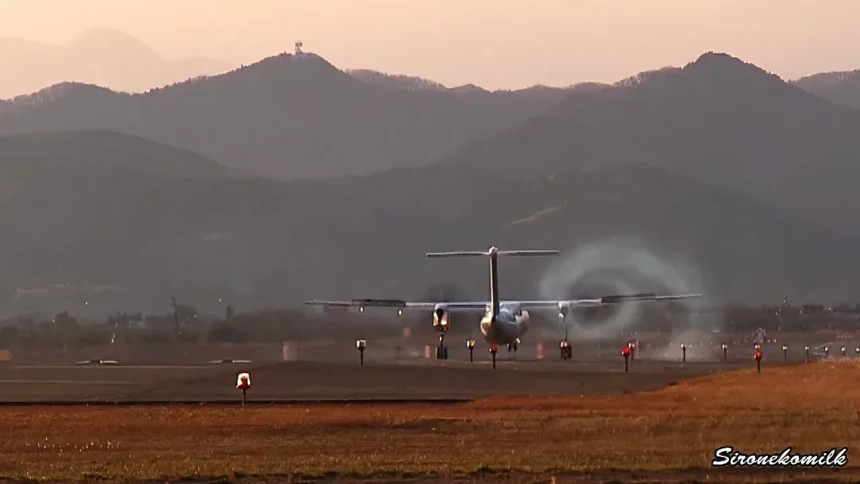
[489,250,500,319]
[426,247,559,321]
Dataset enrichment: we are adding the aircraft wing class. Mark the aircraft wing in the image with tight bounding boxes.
[304,299,488,312]
[514,292,703,311]
[305,293,701,313]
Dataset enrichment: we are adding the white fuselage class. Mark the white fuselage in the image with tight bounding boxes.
[480,304,529,345]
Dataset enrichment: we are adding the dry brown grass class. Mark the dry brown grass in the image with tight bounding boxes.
[2,361,860,482]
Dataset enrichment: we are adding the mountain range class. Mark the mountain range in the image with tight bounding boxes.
[445,53,860,235]
[0,29,234,100]
[794,70,860,110]
[3,49,860,314]
[1,129,859,315]
[0,52,570,180]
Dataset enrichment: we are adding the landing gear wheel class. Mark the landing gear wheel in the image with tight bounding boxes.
[560,341,572,360]
[436,345,448,360]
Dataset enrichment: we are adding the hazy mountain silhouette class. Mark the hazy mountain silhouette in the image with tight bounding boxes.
[794,70,860,110]
[2,130,859,315]
[0,29,234,99]
[0,130,237,180]
[445,52,860,234]
[346,68,609,94]
[346,69,449,91]
[0,51,570,180]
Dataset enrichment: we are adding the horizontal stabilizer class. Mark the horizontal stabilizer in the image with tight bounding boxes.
[426,247,560,258]
[497,250,560,256]
[425,251,488,258]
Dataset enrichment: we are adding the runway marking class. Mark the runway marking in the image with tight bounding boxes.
[3,366,217,369]
[0,380,143,385]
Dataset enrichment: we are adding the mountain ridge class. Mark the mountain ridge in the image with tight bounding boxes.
[0,29,234,100]
[0,50,571,180]
[445,52,860,235]
[794,69,860,110]
[2,131,860,314]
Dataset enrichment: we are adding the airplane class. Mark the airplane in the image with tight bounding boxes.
[76,359,119,365]
[305,246,702,362]
[208,359,252,364]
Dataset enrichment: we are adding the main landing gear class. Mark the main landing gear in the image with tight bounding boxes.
[558,308,574,360]
[560,340,572,360]
[435,332,448,360]
[507,341,518,352]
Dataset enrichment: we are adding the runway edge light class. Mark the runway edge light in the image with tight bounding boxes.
[356,339,367,365]
[236,372,251,405]
[754,346,762,374]
[621,345,630,373]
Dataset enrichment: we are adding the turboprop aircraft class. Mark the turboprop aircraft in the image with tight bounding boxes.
[305,247,702,361]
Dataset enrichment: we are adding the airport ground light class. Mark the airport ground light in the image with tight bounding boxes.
[621,345,630,373]
[680,343,686,363]
[721,343,728,361]
[489,344,498,369]
[754,344,762,374]
[356,339,367,365]
[466,339,475,362]
[782,344,788,363]
[236,372,251,405]
[824,345,830,358]
[841,346,847,357]
[805,346,810,363]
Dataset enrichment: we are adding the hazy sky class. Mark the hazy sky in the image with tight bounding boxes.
[2,0,860,90]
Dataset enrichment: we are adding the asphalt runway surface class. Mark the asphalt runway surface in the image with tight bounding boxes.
[0,352,752,403]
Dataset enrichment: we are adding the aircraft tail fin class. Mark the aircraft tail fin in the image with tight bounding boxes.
[426,247,559,319]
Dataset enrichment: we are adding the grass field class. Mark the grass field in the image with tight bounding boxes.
[1,361,859,482]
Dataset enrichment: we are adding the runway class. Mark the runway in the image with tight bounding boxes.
[0,356,749,404]
[0,398,471,406]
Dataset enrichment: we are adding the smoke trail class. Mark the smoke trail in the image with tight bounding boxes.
[538,237,720,356]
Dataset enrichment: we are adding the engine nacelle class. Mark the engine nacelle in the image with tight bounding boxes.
[433,306,450,332]
[558,302,571,320]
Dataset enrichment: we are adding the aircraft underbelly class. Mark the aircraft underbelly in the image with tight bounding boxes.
[480,317,524,344]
